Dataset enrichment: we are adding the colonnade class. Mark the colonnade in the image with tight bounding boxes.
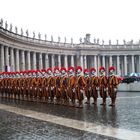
[1,44,140,76]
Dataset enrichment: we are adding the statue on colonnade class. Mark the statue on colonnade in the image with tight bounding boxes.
[5,21,8,30]
[10,24,13,32]
[15,26,18,34]
[33,31,35,38]
[0,18,3,27]
[26,30,29,37]
[38,32,41,40]
[21,28,23,36]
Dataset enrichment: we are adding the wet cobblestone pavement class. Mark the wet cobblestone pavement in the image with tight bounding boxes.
[0,92,140,140]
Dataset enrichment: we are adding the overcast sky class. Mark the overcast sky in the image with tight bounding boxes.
[0,0,140,44]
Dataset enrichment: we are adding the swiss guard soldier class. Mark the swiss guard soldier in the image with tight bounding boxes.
[75,66,86,108]
[84,69,91,104]
[108,66,119,106]
[90,67,99,105]
[68,66,76,106]
[11,72,17,99]
[36,70,43,101]
[4,72,9,98]
[99,67,108,105]
[54,67,61,104]
[15,71,21,100]
[47,68,55,103]
[19,71,25,100]
[23,70,29,100]
[41,69,48,102]
[30,70,38,101]
[60,67,69,105]
[27,70,33,101]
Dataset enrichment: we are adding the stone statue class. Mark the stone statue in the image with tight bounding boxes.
[116,40,118,45]
[26,30,29,37]
[58,36,60,43]
[51,35,53,42]
[38,32,41,40]
[21,28,23,36]
[79,37,82,44]
[10,24,13,32]
[15,26,18,34]
[64,37,66,43]
[5,21,8,30]
[131,40,133,45]
[97,38,99,44]
[0,18,3,27]
[102,40,104,45]
[33,32,35,38]
[71,38,73,44]
[45,34,47,41]
[109,40,111,45]
[123,39,126,45]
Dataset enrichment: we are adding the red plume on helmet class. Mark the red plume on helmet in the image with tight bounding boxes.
[41,69,46,72]
[99,66,106,71]
[46,68,52,73]
[76,66,82,71]
[60,67,67,72]
[53,66,59,72]
[68,66,74,72]
[84,68,89,73]
[90,67,96,73]
[109,66,115,71]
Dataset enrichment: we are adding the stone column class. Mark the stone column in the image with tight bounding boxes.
[117,55,120,75]
[102,55,105,67]
[139,55,140,73]
[0,45,5,71]
[10,48,15,71]
[39,53,43,69]
[97,55,100,73]
[71,55,74,67]
[84,55,87,68]
[58,54,61,68]
[109,55,113,66]
[131,55,135,73]
[27,51,31,70]
[15,49,19,71]
[45,53,49,69]
[21,50,25,71]
[51,54,55,68]
[124,55,127,75]
[94,55,97,73]
[33,52,37,70]
[80,55,84,71]
[5,46,9,68]
[64,55,68,69]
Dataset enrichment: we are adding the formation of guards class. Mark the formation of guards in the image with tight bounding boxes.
[0,66,120,108]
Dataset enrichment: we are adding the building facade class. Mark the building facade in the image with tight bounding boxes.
[0,21,140,76]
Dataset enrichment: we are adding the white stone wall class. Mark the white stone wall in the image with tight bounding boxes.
[118,83,140,92]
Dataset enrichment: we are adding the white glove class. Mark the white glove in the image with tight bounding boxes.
[104,87,108,91]
[72,88,75,92]
[51,86,54,90]
[96,87,99,90]
[80,89,85,94]
[114,88,117,92]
